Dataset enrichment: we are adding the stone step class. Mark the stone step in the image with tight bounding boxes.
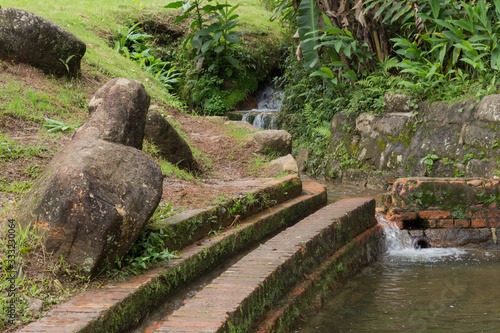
[142,198,381,333]
[16,179,326,333]
[146,175,303,252]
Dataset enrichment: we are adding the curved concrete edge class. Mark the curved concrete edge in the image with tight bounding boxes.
[255,224,385,332]
[146,175,303,251]
[15,179,326,333]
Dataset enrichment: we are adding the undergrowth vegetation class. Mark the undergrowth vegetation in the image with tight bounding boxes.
[268,0,500,175]
[0,221,90,329]
[159,0,283,115]
[114,201,180,276]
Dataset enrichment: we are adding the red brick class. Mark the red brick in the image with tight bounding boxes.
[483,210,500,218]
[418,210,451,220]
[466,179,483,186]
[428,220,438,228]
[438,219,453,228]
[466,210,483,219]
[489,219,500,228]
[471,219,488,228]
[484,180,499,188]
[386,211,417,221]
[454,219,470,228]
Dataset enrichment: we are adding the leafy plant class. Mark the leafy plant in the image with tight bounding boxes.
[115,23,179,90]
[165,0,242,75]
[420,154,439,175]
[0,134,49,160]
[308,13,374,84]
[116,226,179,275]
[58,55,76,73]
[297,0,320,71]
[114,22,153,53]
[43,118,74,132]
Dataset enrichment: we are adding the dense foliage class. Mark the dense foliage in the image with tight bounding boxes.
[269,0,500,173]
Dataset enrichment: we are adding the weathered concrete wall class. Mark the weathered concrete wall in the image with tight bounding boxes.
[326,93,500,189]
[379,177,500,248]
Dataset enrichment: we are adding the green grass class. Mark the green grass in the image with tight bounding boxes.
[157,159,196,181]
[1,0,181,105]
[221,120,258,143]
[0,134,51,160]
[2,0,282,104]
[0,179,33,195]
[142,140,197,181]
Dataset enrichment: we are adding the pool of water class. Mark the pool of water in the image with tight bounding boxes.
[297,249,500,332]
[320,181,387,205]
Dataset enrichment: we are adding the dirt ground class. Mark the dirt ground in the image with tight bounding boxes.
[0,62,281,217]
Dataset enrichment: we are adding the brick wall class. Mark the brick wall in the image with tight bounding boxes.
[379,177,499,229]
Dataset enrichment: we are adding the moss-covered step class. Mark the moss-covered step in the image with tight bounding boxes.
[146,174,303,252]
[16,179,326,333]
[141,197,378,333]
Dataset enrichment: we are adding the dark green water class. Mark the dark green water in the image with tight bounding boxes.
[298,250,500,332]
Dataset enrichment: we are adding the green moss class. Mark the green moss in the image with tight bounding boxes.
[377,138,387,152]
[405,155,417,175]
[255,231,384,333]
[399,122,416,147]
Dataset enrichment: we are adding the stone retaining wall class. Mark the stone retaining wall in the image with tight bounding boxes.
[325,93,500,189]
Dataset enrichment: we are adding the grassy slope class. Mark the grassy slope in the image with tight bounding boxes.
[0,1,284,330]
[2,0,181,102]
[0,0,284,210]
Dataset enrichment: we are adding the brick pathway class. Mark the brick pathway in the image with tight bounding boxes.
[16,180,326,333]
[144,198,376,332]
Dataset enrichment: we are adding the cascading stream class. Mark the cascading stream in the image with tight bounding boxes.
[240,83,282,130]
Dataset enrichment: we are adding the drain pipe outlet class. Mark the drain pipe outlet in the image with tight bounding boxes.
[412,237,431,249]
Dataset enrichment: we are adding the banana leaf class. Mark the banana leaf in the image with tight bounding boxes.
[297,0,320,71]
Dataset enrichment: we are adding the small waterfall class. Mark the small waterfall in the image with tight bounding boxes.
[256,85,283,110]
[377,215,466,260]
[378,216,412,252]
[240,83,282,130]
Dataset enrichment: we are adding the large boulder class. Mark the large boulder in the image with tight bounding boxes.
[15,78,163,275]
[249,129,292,156]
[0,8,86,76]
[144,109,198,171]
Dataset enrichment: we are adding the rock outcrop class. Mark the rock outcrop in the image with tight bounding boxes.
[0,8,86,76]
[325,93,500,188]
[144,109,198,171]
[15,78,163,275]
[249,129,292,156]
